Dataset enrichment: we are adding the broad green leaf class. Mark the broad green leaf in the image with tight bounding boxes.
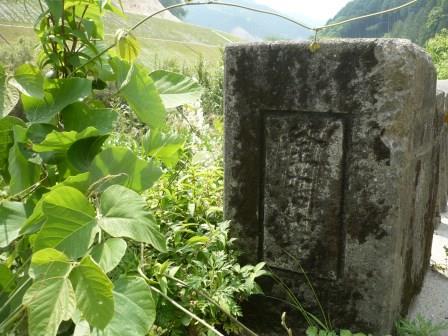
[0,116,26,179]
[150,70,202,108]
[8,125,42,194]
[62,102,118,134]
[110,58,165,128]
[70,256,114,329]
[142,129,184,168]
[0,201,26,248]
[22,78,92,123]
[58,172,91,194]
[95,277,156,336]
[89,147,162,192]
[23,264,76,336]
[115,29,140,63]
[27,123,57,144]
[0,65,20,117]
[0,264,15,292]
[34,186,97,259]
[10,64,44,99]
[91,238,127,273]
[29,248,72,280]
[20,197,45,235]
[33,127,100,153]
[44,0,64,20]
[74,320,91,336]
[67,135,108,172]
[98,185,166,252]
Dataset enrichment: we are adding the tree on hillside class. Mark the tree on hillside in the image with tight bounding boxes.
[160,0,187,19]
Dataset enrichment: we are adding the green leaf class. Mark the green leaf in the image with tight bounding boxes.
[0,201,26,248]
[67,135,108,173]
[58,172,91,194]
[0,65,20,117]
[0,116,26,179]
[115,29,140,63]
[10,64,45,99]
[22,78,92,123]
[8,125,42,195]
[44,0,64,20]
[23,255,76,336]
[142,129,184,168]
[27,123,58,144]
[95,277,156,336]
[33,127,100,153]
[62,102,118,134]
[110,58,165,128]
[89,146,162,193]
[70,256,114,330]
[34,186,97,259]
[306,327,318,336]
[90,238,127,273]
[0,264,15,292]
[340,331,353,336]
[98,185,166,252]
[29,248,72,280]
[150,70,202,108]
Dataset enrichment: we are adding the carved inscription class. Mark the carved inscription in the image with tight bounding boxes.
[263,112,345,279]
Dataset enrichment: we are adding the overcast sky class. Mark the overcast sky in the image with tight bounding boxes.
[254,0,352,25]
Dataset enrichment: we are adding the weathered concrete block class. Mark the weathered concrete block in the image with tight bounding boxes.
[224,39,438,335]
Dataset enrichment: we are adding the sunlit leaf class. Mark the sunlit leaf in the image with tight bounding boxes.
[0,65,20,118]
[34,186,97,259]
[143,129,184,167]
[22,78,92,123]
[10,64,45,99]
[150,70,202,108]
[70,256,114,329]
[62,102,118,134]
[94,277,156,336]
[90,238,127,273]
[110,58,165,129]
[98,185,166,252]
[115,29,140,63]
[89,146,162,192]
[23,250,76,336]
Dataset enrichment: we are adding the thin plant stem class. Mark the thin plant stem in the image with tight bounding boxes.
[166,275,259,336]
[281,249,331,329]
[315,0,418,31]
[137,268,225,335]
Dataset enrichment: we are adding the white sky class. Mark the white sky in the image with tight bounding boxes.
[254,0,352,25]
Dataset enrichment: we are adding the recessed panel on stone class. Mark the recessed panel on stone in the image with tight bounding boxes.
[262,112,345,280]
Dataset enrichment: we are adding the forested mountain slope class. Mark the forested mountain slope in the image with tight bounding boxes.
[324,0,448,45]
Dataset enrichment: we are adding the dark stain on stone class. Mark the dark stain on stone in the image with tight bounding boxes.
[373,136,391,165]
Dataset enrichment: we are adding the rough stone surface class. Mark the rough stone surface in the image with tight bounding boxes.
[224,39,438,335]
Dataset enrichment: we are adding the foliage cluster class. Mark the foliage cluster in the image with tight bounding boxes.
[324,0,448,46]
[426,28,448,79]
[0,1,264,336]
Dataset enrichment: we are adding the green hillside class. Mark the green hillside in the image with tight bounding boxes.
[0,0,238,68]
[324,0,448,46]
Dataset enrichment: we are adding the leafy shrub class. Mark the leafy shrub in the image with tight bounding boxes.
[426,29,448,79]
[0,2,263,336]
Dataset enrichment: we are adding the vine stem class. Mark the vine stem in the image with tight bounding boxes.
[71,0,419,75]
[137,268,224,336]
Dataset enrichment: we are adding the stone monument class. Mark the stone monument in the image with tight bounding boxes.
[224,39,439,334]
